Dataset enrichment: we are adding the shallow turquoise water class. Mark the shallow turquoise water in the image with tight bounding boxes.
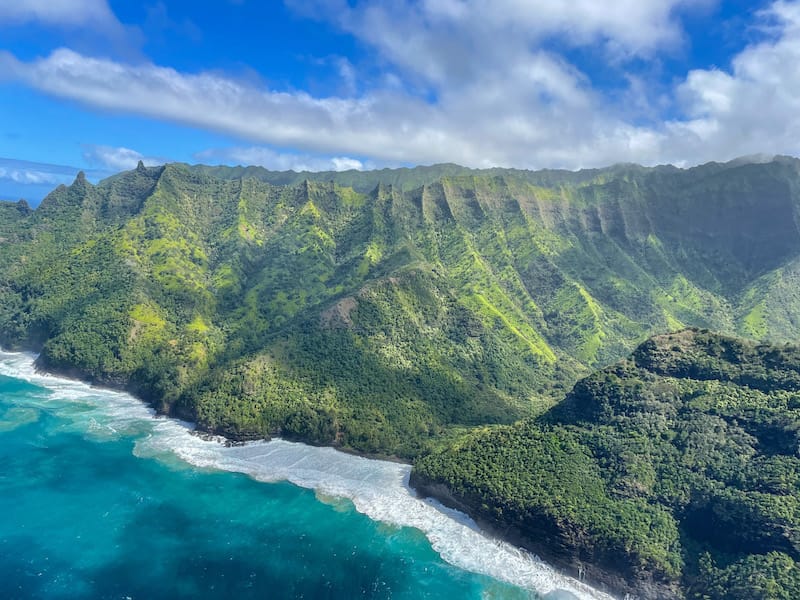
[0,367,538,600]
[0,350,607,600]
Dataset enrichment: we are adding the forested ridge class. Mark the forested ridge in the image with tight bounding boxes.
[2,157,800,597]
[413,329,800,598]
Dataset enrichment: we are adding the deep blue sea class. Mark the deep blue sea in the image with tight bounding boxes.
[0,350,607,600]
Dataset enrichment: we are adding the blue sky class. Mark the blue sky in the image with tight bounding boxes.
[2,0,798,202]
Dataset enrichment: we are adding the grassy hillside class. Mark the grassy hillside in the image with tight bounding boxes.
[1,157,800,460]
[413,329,800,599]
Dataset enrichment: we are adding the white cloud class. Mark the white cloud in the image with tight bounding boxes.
[82,144,163,171]
[331,157,365,171]
[0,48,451,164]
[0,47,642,168]
[195,147,367,172]
[4,1,800,170]
[0,166,64,185]
[0,157,109,203]
[657,0,800,162]
[288,0,706,90]
[0,0,121,29]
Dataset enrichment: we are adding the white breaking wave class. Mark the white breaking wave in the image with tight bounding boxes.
[0,349,616,600]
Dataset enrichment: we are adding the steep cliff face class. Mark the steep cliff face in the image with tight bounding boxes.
[2,158,800,458]
[413,329,800,599]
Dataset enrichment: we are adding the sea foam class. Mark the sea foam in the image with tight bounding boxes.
[0,349,615,600]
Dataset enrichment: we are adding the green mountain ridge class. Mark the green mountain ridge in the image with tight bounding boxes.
[2,157,800,596]
[2,157,800,454]
[413,328,800,599]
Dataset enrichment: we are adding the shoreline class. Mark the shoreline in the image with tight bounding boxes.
[32,352,416,465]
[4,347,615,600]
[410,473,680,600]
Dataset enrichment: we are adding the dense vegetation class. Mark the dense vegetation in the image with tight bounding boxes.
[3,157,800,596]
[2,158,800,459]
[413,329,800,598]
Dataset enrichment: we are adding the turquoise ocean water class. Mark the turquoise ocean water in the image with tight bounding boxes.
[0,350,608,600]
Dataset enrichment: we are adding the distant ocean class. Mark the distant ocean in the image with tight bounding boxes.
[0,349,609,600]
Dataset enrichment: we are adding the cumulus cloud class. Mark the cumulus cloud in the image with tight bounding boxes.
[287,0,708,89]
[82,144,164,171]
[195,146,367,172]
[660,0,800,162]
[3,1,800,169]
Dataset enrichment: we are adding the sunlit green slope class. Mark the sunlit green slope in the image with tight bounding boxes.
[1,157,800,457]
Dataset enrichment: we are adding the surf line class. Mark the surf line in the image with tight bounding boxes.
[0,349,614,600]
